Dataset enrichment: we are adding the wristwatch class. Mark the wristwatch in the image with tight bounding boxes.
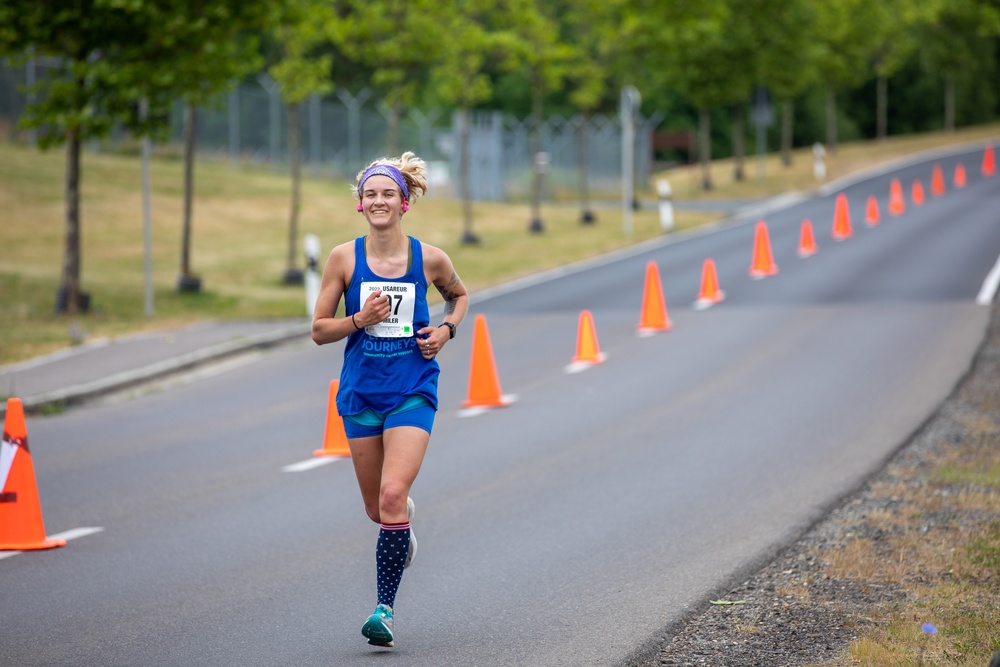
[439,322,456,339]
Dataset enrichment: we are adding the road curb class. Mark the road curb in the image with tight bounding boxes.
[1,322,311,418]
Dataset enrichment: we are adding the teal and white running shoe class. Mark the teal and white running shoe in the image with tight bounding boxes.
[405,497,417,568]
[361,604,394,647]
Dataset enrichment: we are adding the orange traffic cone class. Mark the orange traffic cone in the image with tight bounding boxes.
[954,162,967,188]
[570,310,605,366]
[865,195,880,226]
[931,164,946,197]
[748,220,778,278]
[637,261,671,334]
[0,398,66,551]
[694,258,724,309]
[314,380,350,457]
[983,143,996,177]
[888,178,906,216]
[798,219,818,257]
[832,193,852,240]
[911,179,925,206]
[462,314,511,409]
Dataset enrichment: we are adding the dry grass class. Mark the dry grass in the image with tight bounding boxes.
[0,142,682,364]
[813,367,1000,666]
[663,123,1000,202]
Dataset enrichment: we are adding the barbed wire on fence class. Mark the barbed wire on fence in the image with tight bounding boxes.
[0,60,656,202]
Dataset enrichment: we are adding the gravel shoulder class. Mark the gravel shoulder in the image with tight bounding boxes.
[631,301,1000,667]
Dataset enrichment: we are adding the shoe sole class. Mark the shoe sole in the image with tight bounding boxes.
[362,616,394,647]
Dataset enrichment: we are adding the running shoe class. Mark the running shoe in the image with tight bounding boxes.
[361,604,394,647]
[405,496,417,568]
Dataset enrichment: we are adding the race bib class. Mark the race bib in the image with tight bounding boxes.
[360,282,417,338]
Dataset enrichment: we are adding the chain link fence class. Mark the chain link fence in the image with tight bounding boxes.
[1,59,657,202]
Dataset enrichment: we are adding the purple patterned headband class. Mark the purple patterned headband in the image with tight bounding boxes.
[358,164,409,200]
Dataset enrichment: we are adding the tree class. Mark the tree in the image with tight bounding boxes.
[338,0,443,156]
[0,0,267,311]
[512,0,572,234]
[865,0,927,142]
[561,0,624,224]
[623,0,737,189]
[427,0,522,244]
[918,0,1000,132]
[267,0,336,285]
[167,2,269,293]
[0,2,159,313]
[753,0,820,165]
[715,1,765,182]
[813,0,878,152]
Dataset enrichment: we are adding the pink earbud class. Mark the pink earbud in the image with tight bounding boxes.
[357,203,363,212]
[401,200,410,212]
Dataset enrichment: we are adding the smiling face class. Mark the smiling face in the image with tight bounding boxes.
[360,175,405,227]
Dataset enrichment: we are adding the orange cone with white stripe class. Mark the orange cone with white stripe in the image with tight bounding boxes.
[931,164,946,197]
[694,258,724,309]
[637,261,671,334]
[0,398,66,551]
[911,179,925,206]
[798,219,818,257]
[954,163,967,188]
[571,310,605,365]
[983,144,995,177]
[865,195,880,226]
[748,220,778,278]
[314,380,350,457]
[888,178,905,216]
[832,193,852,240]
[462,314,511,409]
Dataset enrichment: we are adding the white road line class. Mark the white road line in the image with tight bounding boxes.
[49,526,104,541]
[0,526,104,560]
[457,395,519,418]
[976,251,1000,305]
[282,457,342,473]
[564,355,607,374]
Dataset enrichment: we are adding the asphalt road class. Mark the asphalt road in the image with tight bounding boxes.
[2,144,999,666]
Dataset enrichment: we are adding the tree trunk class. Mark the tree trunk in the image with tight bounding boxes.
[528,70,545,233]
[781,100,793,167]
[60,126,82,315]
[283,102,303,285]
[876,75,887,142]
[699,108,713,190]
[578,111,594,224]
[944,74,955,133]
[387,101,401,156]
[178,103,201,292]
[825,88,838,154]
[732,103,745,182]
[459,107,478,245]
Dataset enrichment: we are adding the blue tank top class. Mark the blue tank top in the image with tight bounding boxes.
[336,236,439,416]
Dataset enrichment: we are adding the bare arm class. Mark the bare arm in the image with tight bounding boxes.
[311,243,391,345]
[417,244,469,349]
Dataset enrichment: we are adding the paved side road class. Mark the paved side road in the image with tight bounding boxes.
[0,319,310,418]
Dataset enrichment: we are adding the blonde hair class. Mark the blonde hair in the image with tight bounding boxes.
[352,151,428,203]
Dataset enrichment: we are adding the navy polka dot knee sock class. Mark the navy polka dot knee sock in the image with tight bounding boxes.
[376,522,410,608]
